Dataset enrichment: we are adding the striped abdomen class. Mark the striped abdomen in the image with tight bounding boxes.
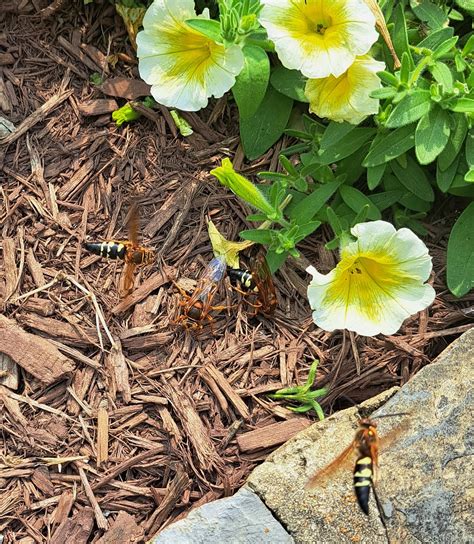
[353,455,373,515]
[229,269,256,291]
[85,242,126,260]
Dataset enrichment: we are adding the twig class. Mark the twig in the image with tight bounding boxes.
[77,466,108,530]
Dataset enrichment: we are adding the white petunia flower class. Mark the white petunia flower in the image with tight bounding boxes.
[136,0,244,111]
[305,55,385,124]
[307,221,436,337]
[259,0,378,79]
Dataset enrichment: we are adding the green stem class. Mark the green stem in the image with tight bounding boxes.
[408,55,432,87]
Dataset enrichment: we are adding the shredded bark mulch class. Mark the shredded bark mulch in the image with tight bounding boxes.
[1,2,472,542]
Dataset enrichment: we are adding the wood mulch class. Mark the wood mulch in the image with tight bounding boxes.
[0,2,472,542]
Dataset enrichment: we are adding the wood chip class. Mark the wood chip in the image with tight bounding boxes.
[78,99,118,116]
[99,77,151,100]
[163,379,220,469]
[96,511,143,544]
[50,489,76,527]
[0,351,19,390]
[31,466,55,497]
[0,52,15,65]
[57,158,94,201]
[50,506,95,544]
[200,364,250,420]
[0,88,73,146]
[57,36,101,73]
[78,466,108,530]
[106,340,131,403]
[237,418,312,453]
[111,269,172,315]
[146,468,190,534]
[3,237,18,300]
[96,398,109,466]
[0,315,75,385]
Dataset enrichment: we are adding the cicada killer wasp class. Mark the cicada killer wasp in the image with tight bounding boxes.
[85,203,155,297]
[174,255,228,332]
[306,413,409,515]
[228,246,277,316]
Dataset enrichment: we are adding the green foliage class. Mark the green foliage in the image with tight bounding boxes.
[268,359,327,421]
[447,202,474,297]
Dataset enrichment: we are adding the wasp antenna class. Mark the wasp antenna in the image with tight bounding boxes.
[373,412,411,419]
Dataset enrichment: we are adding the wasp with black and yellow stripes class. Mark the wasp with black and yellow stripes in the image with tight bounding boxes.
[229,246,277,317]
[85,203,155,297]
[306,414,408,515]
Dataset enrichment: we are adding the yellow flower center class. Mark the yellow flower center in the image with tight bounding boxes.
[323,252,411,322]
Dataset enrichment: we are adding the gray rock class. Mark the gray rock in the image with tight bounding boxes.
[151,487,294,544]
[247,327,474,544]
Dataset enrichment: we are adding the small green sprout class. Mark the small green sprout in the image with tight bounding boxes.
[170,110,194,137]
[268,359,328,421]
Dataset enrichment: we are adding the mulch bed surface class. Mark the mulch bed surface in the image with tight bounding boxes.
[1,2,472,542]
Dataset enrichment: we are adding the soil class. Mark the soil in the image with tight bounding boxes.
[0,1,472,542]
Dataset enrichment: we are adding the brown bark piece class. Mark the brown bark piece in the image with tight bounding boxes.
[50,489,75,527]
[111,269,171,315]
[106,340,131,403]
[237,418,312,453]
[0,351,19,389]
[96,511,144,544]
[78,99,118,116]
[146,469,190,534]
[97,398,109,466]
[18,313,99,347]
[57,158,94,200]
[78,466,108,530]
[200,364,250,420]
[57,36,102,73]
[0,316,75,384]
[31,466,55,497]
[0,52,15,65]
[3,237,18,300]
[50,507,95,544]
[99,77,151,100]
[164,379,220,469]
[0,89,73,146]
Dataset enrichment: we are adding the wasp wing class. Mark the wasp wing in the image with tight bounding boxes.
[127,202,139,247]
[181,257,226,312]
[251,250,277,315]
[119,262,137,297]
[305,439,356,490]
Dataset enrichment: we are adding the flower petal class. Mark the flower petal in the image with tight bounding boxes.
[305,55,385,124]
[137,0,244,111]
[306,221,435,336]
[260,0,378,78]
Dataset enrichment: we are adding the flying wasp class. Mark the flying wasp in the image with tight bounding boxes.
[174,255,228,332]
[229,246,277,316]
[85,203,155,297]
[306,414,408,515]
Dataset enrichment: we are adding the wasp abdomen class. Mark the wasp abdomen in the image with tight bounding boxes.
[85,242,126,260]
[229,269,256,291]
[353,455,373,515]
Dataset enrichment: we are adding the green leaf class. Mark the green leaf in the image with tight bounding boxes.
[288,180,342,224]
[371,87,398,99]
[266,249,288,273]
[447,202,474,297]
[326,206,344,236]
[377,71,400,87]
[185,18,222,42]
[449,99,474,114]
[367,163,386,190]
[411,0,448,29]
[318,128,376,165]
[391,155,435,201]
[239,229,274,244]
[436,154,460,192]
[240,86,293,160]
[417,27,454,51]
[369,190,405,211]
[466,129,474,168]
[232,45,270,120]
[432,36,459,59]
[430,62,453,93]
[270,66,308,102]
[399,193,431,212]
[386,91,432,128]
[465,169,474,182]
[320,122,355,150]
[455,0,474,16]
[438,113,468,171]
[340,185,381,220]
[363,124,416,167]
[392,5,414,70]
[415,106,450,164]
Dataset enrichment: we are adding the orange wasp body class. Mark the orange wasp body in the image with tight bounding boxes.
[85,204,155,297]
[175,256,227,331]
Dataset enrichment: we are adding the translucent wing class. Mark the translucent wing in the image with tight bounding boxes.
[127,202,139,246]
[181,257,226,311]
[120,262,137,297]
[251,250,277,315]
[305,439,356,490]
